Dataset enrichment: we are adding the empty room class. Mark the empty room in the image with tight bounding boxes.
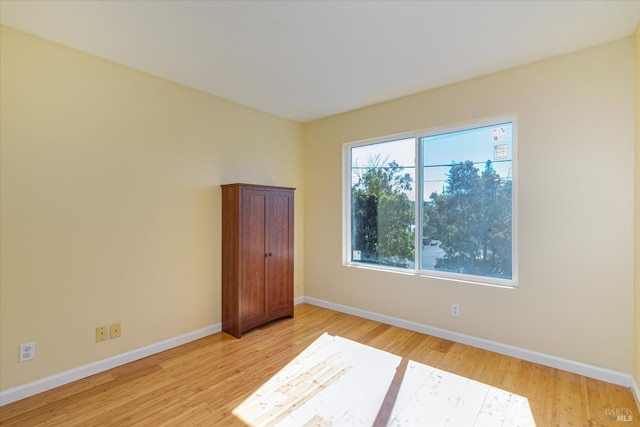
[1,1,639,426]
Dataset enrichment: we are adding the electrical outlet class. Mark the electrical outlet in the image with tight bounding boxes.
[96,326,108,342]
[451,304,460,317]
[19,342,35,362]
[110,322,121,339]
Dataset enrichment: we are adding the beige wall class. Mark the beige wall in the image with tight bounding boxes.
[303,38,635,373]
[0,26,304,391]
[635,24,640,391]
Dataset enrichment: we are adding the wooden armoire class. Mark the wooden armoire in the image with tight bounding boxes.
[221,183,295,338]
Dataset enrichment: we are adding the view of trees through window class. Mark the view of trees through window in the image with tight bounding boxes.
[349,120,515,284]
[351,139,416,268]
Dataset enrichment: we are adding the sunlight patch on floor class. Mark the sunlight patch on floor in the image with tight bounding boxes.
[233,333,400,426]
[233,333,535,426]
[388,360,535,426]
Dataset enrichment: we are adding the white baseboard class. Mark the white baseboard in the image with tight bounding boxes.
[0,323,221,407]
[632,376,640,411]
[303,296,634,388]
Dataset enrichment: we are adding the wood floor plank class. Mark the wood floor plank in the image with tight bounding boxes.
[0,303,638,426]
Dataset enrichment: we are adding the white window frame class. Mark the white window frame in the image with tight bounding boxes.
[343,115,518,288]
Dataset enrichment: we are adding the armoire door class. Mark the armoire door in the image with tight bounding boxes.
[240,188,268,328]
[265,190,294,318]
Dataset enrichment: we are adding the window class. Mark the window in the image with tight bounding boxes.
[345,116,517,287]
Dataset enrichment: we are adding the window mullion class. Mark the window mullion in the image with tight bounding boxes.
[414,136,422,272]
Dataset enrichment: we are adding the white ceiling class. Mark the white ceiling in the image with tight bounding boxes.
[1,1,639,122]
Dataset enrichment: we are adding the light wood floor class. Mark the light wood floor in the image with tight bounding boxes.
[1,303,638,426]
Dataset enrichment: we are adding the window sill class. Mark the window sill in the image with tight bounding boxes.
[344,262,518,289]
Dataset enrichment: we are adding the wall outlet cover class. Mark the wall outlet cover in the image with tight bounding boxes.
[19,342,35,362]
[110,322,121,339]
[96,326,108,342]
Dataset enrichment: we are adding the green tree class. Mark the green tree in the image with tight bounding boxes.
[378,192,414,261]
[352,155,414,267]
[429,160,512,278]
[422,193,440,243]
[351,192,378,258]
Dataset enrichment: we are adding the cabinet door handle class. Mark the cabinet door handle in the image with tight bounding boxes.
[265,252,273,257]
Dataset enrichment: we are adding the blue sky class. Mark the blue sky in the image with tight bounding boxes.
[351,122,513,200]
